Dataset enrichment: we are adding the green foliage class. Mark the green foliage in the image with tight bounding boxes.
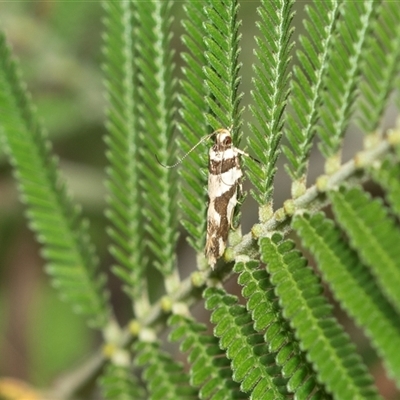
[169,314,244,399]
[178,1,209,253]
[1,0,400,398]
[234,261,329,398]
[260,235,381,399]
[283,0,341,181]
[329,186,400,314]
[100,364,145,400]
[135,0,178,278]
[371,156,400,217]
[103,0,144,299]
[293,212,400,386]
[135,340,197,400]
[0,32,109,328]
[247,0,294,205]
[204,286,292,399]
[318,0,379,160]
[357,2,400,133]
[203,0,243,135]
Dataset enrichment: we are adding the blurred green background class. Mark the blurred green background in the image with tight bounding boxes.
[0,0,107,390]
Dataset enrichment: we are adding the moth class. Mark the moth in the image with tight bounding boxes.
[157,127,247,268]
[205,128,247,268]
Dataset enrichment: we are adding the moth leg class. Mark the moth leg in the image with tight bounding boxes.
[230,181,242,230]
[230,218,239,230]
[229,207,238,230]
[237,180,243,203]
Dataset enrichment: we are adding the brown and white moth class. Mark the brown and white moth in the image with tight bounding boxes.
[205,128,246,268]
[156,127,247,268]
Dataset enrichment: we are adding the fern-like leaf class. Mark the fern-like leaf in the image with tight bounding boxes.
[247,0,294,207]
[283,0,341,184]
[234,261,330,398]
[260,235,381,399]
[169,314,245,399]
[204,287,289,398]
[318,1,379,166]
[178,2,209,254]
[135,340,197,400]
[100,363,145,400]
[203,0,243,136]
[293,212,400,387]
[329,186,400,314]
[371,156,400,217]
[0,32,109,328]
[135,1,179,279]
[103,0,146,304]
[357,1,400,133]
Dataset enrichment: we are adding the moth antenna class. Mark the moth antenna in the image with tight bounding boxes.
[155,131,217,168]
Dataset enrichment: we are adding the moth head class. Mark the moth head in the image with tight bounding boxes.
[215,128,233,150]
[156,127,234,168]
